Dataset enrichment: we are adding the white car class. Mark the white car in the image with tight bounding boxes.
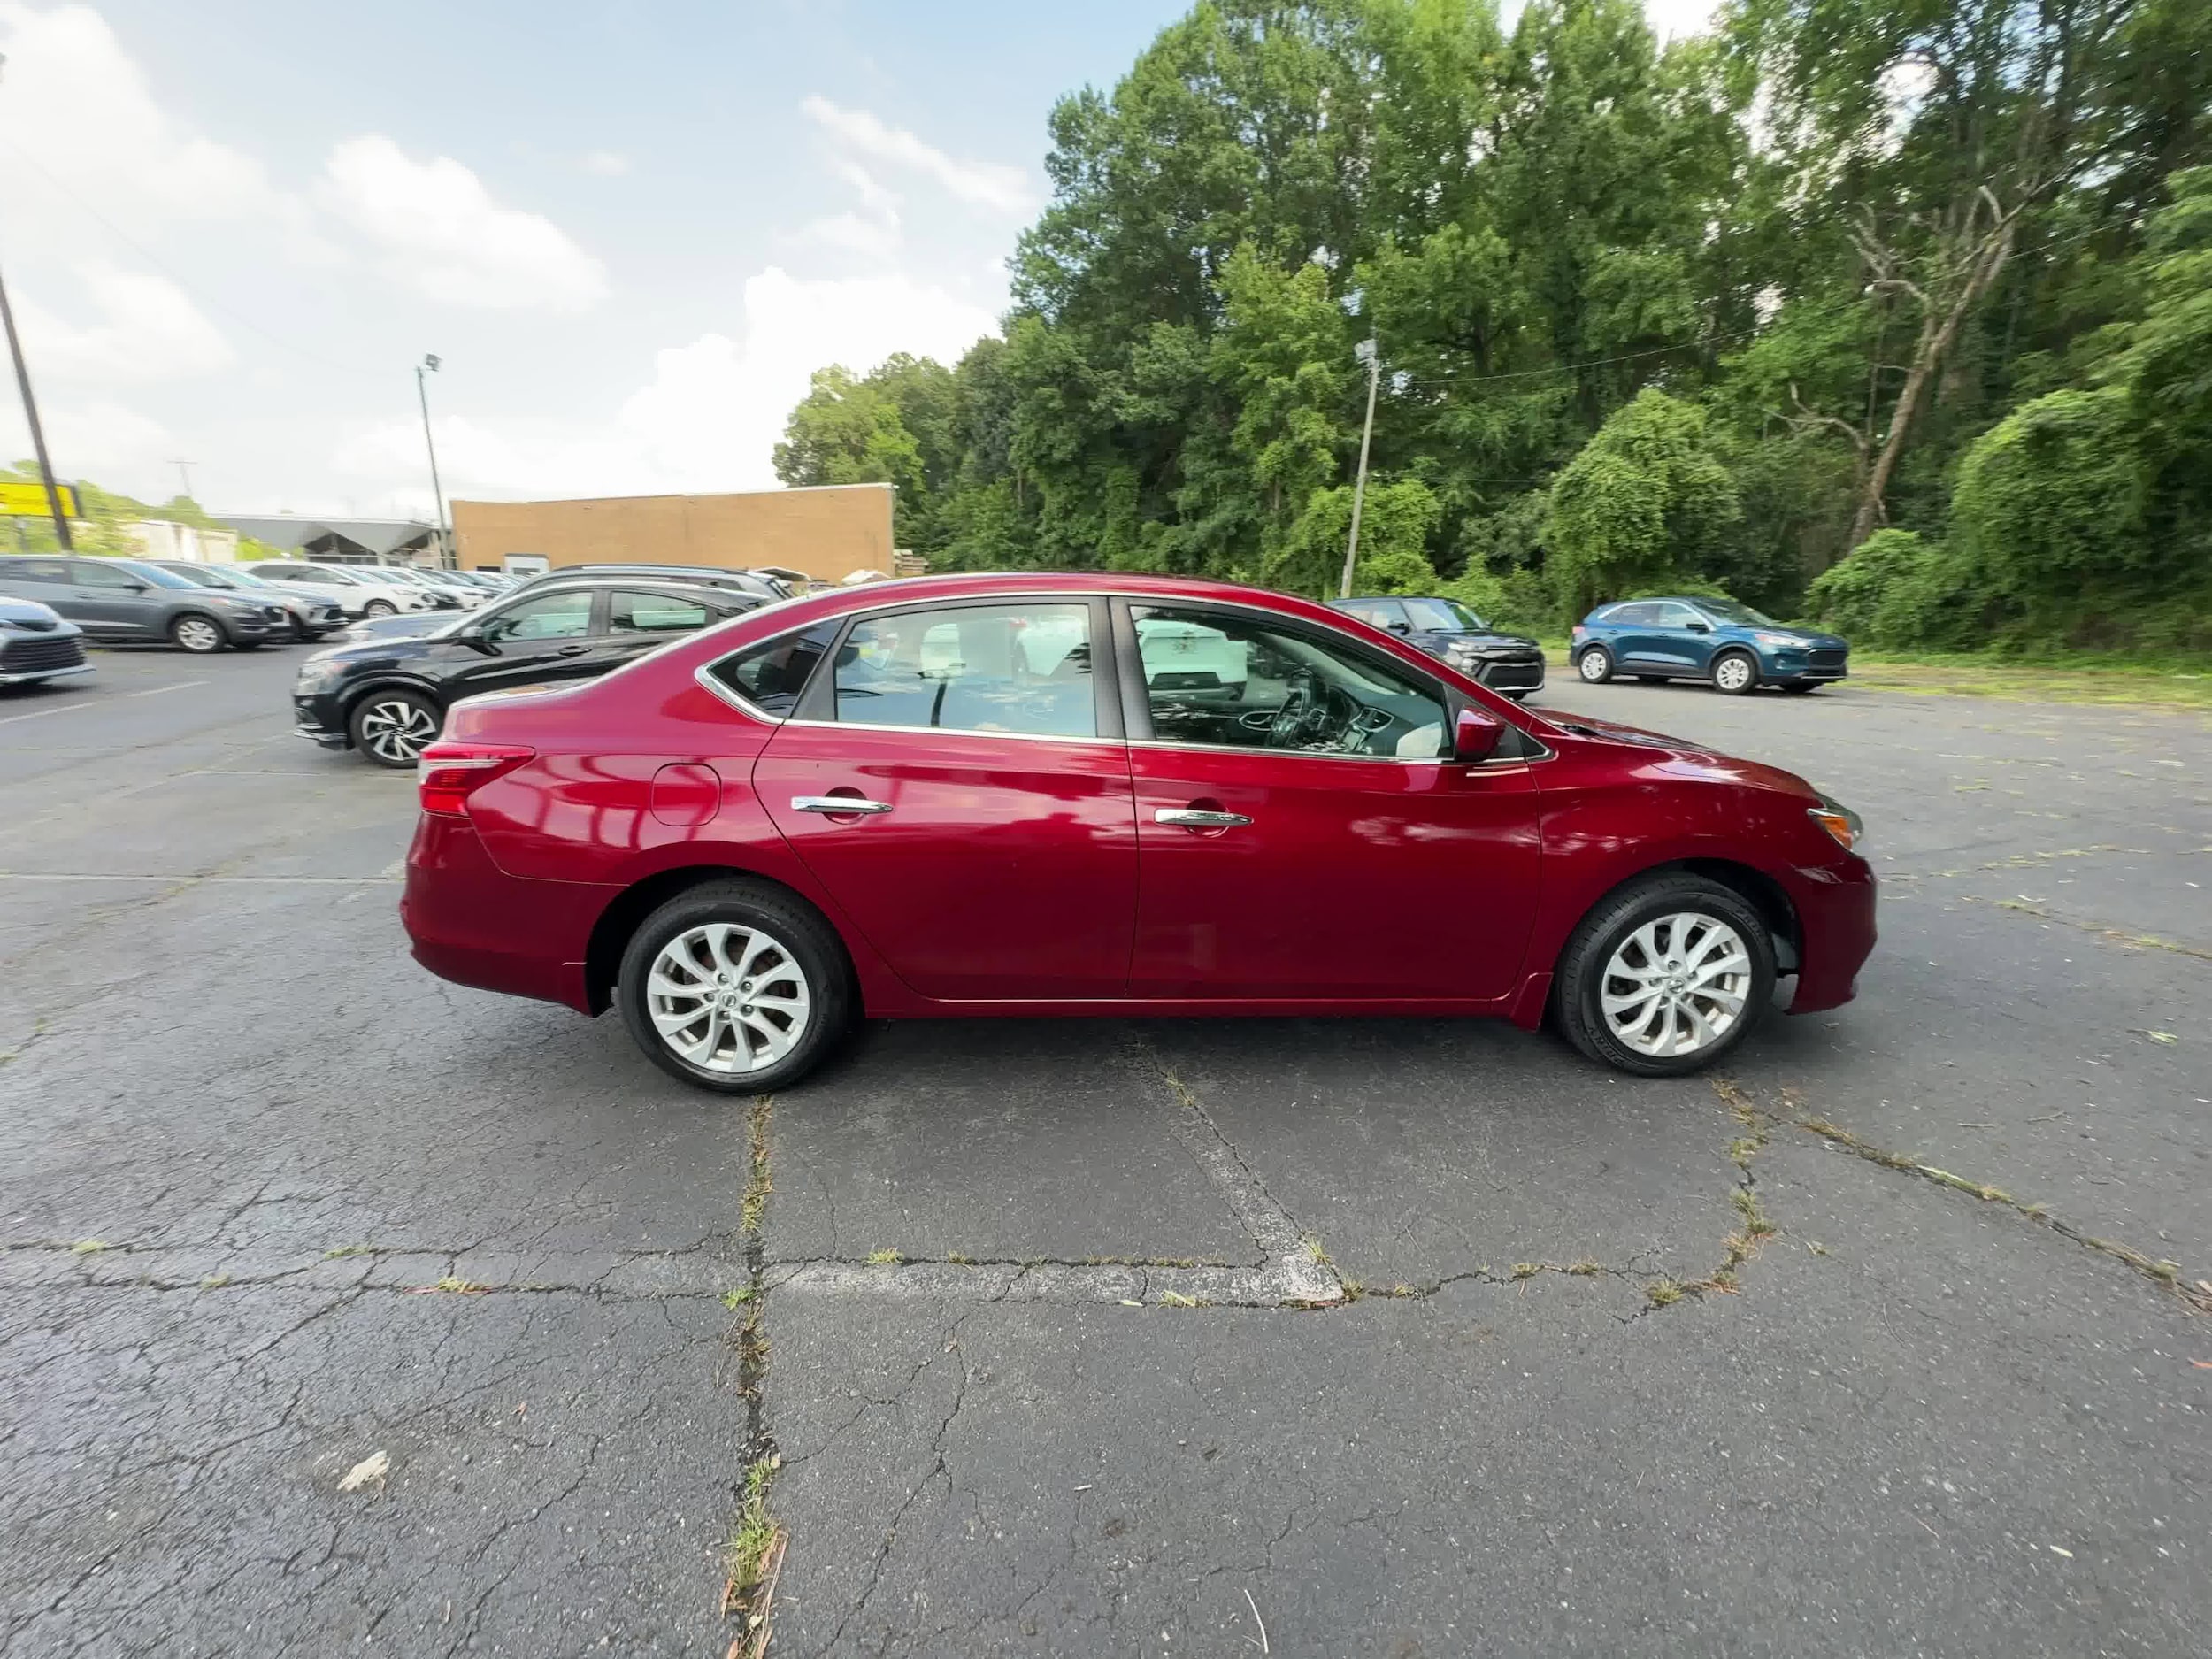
[252,562,434,618]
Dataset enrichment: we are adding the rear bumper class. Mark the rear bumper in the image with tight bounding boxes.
[401,812,614,1013]
[1786,857,1878,1013]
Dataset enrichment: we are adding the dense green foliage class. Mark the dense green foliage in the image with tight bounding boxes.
[776,0,2212,649]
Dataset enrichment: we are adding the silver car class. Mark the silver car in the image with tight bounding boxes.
[0,593,93,686]
[149,561,345,641]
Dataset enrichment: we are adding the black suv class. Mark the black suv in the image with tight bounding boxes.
[293,576,763,765]
[0,555,282,652]
[1327,595,1547,699]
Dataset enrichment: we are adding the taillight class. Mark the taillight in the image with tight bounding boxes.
[417,742,534,817]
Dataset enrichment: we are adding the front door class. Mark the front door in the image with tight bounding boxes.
[442,588,604,699]
[67,558,160,636]
[753,596,1137,1000]
[1121,602,1541,1002]
[1649,603,1712,676]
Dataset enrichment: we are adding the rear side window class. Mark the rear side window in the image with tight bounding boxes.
[1602,603,1655,626]
[0,557,69,582]
[609,589,715,634]
[832,602,1096,738]
[1336,599,1406,630]
[711,622,837,716]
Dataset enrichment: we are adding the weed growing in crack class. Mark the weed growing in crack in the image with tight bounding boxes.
[69,1240,105,1255]
[945,1251,972,1265]
[199,1273,230,1289]
[722,1454,785,1621]
[725,1094,785,1647]
[722,1286,754,1310]
[1565,1260,1602,1277]
[1300,1235,1333,1268]
[323,1244,373,1260]
[1646,1279,1685,1308]
[865,1248,902,1266]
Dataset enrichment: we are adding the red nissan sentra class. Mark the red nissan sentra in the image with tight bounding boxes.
[401,573,1875,1092]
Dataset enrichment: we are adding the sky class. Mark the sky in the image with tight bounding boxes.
[0,0,1717,521]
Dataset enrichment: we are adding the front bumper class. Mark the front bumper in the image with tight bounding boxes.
[1785,856,1878,1013]
[1762,649,1848,685]
[1469,653,1547,694]
[0,660,94,687]
[293,689,349,747]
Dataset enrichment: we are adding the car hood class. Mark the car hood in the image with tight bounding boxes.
[1419,627,1542,651]
[1548,712,1817,796]
[306,632,457,669]
[0,594,69,629]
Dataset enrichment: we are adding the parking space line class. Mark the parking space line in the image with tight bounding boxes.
[0,680,207,726]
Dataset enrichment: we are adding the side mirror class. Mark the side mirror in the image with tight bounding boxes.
[458,619,491,649]
[1685,620,1711,634]
[1453,705,1504,762]
[1386,620,1411,635]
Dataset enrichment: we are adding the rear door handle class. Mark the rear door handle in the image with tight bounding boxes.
[1155,807,1252,828]
[793,795,893,816]
[553,643,592,657]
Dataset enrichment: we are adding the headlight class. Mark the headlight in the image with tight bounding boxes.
[295,658,344,691]
[1753,631,1801,648]
[1809,792,1864,851]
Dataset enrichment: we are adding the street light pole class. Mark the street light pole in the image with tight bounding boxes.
[415,354,451,568]
[0,53,72,551]
[1338,336,1380,599]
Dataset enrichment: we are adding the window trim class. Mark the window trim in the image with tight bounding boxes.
[695,618,842,724]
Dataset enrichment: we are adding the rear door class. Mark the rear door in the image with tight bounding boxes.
[1607,603,1668,669]
[1119,600,1541,1001]
[752,595,1138,1000]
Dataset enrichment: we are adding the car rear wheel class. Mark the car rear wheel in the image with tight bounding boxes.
[1577,646,1614,684]
[363,598,396,618]
[170,613,226,654]
[1710,650,1759,695]
[349,689,442,767]
[617,879,853,1093]
[1553,873,1775,1077]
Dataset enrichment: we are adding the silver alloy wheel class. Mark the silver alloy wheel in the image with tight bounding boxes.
[1600,911,1752,1058]
[646,923,812,1074]
[1713,654,1755,693]
[173,615,222,653]
[365,599,396,618]
[357,697,440,764]
[1578,649,1610,682]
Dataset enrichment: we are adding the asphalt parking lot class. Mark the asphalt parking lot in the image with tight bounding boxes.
[3,644,2208,1657]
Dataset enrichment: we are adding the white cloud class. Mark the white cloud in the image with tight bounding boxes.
[319,135,608,313]
[789,209,902,259]
[801,96,1037,213]
[15,262,232,383]
[580,149,629,177]
[330,266,998,499]
[0,396,173,483]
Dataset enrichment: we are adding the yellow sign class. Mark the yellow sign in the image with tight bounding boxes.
[0,480,81,518]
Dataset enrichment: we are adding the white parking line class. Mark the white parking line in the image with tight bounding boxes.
[0,680,208,727]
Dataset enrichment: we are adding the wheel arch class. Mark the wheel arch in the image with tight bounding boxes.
[1555,856,1802,976]
[339,675,449,724]
[581,864,859,1017]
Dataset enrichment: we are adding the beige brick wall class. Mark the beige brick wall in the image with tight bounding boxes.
[450,483,894,581]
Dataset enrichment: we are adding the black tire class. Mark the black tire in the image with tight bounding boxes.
[1575,646,1614,685]
[363,598,396,618]
[617,879,854,1094]
[1552,872,1776,1077]
[1710,649,1760,695]
[1781,682,1821,695]
[348,687,443,768]
[169,612,227,654]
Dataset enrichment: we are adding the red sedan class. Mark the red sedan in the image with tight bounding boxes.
[401,573,1875,1091]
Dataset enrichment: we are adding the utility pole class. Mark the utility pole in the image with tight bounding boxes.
[172,458,196,502]
[0,254,73,551]
[416,353,451,568]
[1338,336,1380,599]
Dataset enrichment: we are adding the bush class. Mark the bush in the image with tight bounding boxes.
[1804,529,1981,649]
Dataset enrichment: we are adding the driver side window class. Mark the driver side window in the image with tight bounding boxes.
[1130,606,1448,759]
[480,589,594,644]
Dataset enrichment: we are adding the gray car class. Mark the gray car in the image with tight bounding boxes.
[0,593,93,686]
[0,555,282,653]
[148,560,346,641]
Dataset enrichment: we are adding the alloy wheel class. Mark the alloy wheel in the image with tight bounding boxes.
[1713,654,1755,694]
[1598,912,1751,1058]
[173,615,222,654]
[644,923,812,1074]
[357,697,440,764]
[1578,649,1611,683]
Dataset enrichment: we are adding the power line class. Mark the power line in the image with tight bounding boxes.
[0,136,373,378]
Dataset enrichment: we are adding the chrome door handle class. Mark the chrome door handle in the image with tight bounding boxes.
[792,795,893,815]
[1155,807,1252,828]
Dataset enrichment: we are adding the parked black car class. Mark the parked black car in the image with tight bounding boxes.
[294,575,764,765]
[511,564,789,601]
[1326,595,1548,699]
[0,555,282,652]
[0,593,93,687]
[147,560,346,641]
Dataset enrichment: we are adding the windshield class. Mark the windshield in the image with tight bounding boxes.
[1694,597,1778,626]
[1400,597,1489,632]
[176,565,250,588]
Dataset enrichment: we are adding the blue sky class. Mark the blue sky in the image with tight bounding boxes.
[0,1,1709,519]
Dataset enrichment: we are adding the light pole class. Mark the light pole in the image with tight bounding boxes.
[0,53,73,551]
[415,354,451,567]
[1338,335,1380,599]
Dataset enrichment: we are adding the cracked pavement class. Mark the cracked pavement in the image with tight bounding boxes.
[3,648,2208,1655]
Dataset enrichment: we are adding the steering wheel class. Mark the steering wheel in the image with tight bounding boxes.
[1263,670,1317,747]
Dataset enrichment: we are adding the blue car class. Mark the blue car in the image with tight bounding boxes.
[1571,596,1849,696]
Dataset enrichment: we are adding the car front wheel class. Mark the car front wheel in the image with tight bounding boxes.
[617,879,853,1093]
[1577,646,1614,684]
[363,599,396,618]
[1711,651,1759,695]
[1553,873,1776,1076]
[170,613,226,654]
[349,688,442,767]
